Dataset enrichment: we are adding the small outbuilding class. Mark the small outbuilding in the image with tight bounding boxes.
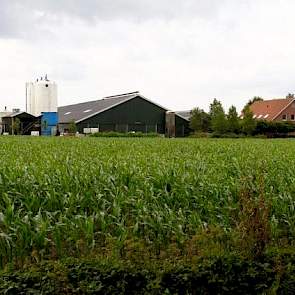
[165,111,192,137]
[1,112,41,135]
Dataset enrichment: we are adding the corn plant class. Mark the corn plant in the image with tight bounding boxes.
[0,136,294,268]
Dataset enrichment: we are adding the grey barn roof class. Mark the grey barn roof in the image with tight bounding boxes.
[58,91,190,124]
[58,92,146,124]
[175,111,191,121]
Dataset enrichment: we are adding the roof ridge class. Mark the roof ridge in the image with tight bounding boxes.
[59,92,140,109]
[104,91,139,99]
[58,93,170,125]
[255,98,293,102]
[75,94,139,124]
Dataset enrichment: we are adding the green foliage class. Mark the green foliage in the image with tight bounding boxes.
[286,93,295,99]
[255,121,295,137]
[42,120,48,130]
[189,132,210,138]
[190,96,295,138]
[0,254,295,294]
[90,131,160,137]
[0,137,294,292]
[227,105,240,133]
[68,120,77,134]
[189,108,210,132]
[12,118,21,135]
[241,106,256,135]
[210,132,245,138]
[209,99,228,134]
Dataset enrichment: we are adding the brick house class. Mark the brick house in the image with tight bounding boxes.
[249,98,295,122]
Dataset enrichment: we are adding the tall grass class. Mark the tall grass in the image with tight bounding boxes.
[0,137,294,268]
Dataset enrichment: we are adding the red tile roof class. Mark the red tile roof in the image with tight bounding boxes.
[249,98,295,121]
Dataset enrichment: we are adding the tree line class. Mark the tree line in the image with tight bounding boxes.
[190,96,295,137]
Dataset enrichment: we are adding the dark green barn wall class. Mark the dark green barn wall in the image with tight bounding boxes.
[77,96,166,134]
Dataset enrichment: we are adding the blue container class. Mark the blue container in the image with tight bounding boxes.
[41,112,58,136]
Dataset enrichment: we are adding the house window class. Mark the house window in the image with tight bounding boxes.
[282,114,287,121]
[291,114,295,121]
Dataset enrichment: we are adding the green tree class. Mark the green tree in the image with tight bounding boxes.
[241,106,256,135]
[42,120,48,130]
[12,118,21,135]
[286,93,295,99]
[68,120,77,134]
[209,99,227,134]
[227,105,240,134]
[190,108,211,132]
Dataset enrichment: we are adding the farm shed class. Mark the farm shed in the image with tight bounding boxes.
[1,112,40,135]
[165,111,191,137]
[58,92,191,137]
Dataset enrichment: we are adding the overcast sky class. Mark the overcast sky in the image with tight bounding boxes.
[1,0,295,112]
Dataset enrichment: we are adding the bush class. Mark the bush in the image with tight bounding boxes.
[1,254,295,294]
[210,132,246,138]
[254,121,295,137]
[90,132,161,138]
[188,132,210,138]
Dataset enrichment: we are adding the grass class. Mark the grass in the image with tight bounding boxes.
[0,137,294,271]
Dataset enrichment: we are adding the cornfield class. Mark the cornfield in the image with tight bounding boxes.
[0,136,294,268]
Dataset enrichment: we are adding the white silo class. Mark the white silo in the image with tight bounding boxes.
[26,75,58,116]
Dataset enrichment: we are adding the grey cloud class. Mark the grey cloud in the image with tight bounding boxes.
[0,0,50,38]
[21,0,223,20]
[0,1,18,37]
[2,0,294,113]
[0,0,224,37]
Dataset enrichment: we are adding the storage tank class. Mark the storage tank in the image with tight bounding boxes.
[26,75,57,116]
